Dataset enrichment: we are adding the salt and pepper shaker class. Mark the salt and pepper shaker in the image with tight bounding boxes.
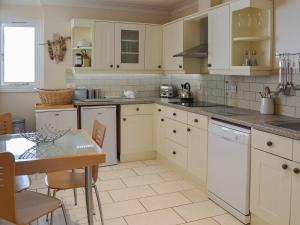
[242,50,258,66]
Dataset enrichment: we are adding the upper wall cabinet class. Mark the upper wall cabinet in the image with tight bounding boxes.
[163,20,184,72]
[145,25,163,71]
[94,21,115,70]
[230,0,273,76]
[208,4,230,73]
[115,23,145,70]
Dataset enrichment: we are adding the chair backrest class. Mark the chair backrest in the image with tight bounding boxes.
[91,120,106,182]
[0,152,16,223]
[0,113,13,135]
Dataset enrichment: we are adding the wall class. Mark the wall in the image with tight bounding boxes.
[0,3,169,131]
[226,0,300,118]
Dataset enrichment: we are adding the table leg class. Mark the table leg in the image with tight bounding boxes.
[85,166,94,225]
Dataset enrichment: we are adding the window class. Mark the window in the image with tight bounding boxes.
[0,20,42,91]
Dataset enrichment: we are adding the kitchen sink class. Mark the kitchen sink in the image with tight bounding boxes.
[266,120,300,131]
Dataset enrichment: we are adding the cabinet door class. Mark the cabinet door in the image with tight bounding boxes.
[163,20,183,71]
[94,21,115,70]
[290,161,300,225]
[54,110,77,130]
[208,4,230,71]
[121,114,153,155]
[115,23,145,70]
[250,149,291,225]
[187,127,208,185]
[145,25,163,71]
[154,112,165,154]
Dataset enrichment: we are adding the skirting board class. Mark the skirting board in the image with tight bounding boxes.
[120,151,156,162]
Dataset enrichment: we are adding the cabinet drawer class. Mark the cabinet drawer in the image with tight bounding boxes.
[165,107,187,123]
[165,118,187,147]
[154,104,167,115]
[165,139,187,169]
[187,112,208,130]
[252,129,293,160]
[121,104,153,116]
[293,140,300,163]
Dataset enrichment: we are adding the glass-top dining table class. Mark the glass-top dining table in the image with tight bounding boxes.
[0,129,106,225]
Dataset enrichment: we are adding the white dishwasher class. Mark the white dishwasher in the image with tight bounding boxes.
[81,106,117,166]
[208,119,251,224]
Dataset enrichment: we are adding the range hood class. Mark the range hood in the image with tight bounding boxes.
[173,44,208,58]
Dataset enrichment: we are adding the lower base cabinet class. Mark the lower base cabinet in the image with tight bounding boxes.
[250,148,296,225]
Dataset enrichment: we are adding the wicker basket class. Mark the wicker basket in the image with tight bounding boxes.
[37,88,74,105]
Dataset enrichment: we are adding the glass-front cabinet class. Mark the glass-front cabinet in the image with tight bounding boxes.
[115,23,145,70]
[230,0,273,75]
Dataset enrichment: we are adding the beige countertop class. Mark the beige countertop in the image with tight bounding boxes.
[73,98,300,141]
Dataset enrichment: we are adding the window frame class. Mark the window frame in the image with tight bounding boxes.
[0,19,43,92]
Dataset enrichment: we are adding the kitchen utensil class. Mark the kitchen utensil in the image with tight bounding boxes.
[264,86,271,98]
[178,82,193,101]
[260,97,274,115]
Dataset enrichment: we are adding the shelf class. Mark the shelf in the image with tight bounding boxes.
[233,36,271,42]
[229,66,273,76]
[72,47,92,50]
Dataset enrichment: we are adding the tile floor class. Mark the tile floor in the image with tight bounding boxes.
[0,160,243,225]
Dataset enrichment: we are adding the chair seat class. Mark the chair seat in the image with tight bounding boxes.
[15,175,31,192]
[15,190,61,225]
[45,171,95,190]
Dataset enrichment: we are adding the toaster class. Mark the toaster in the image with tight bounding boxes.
[160,84,177,98]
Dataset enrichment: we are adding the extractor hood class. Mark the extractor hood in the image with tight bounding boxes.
[173,44,208,58]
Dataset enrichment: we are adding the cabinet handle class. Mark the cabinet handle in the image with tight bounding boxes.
[179,65,182,69]
[173,130,176,134]
[294,168,300,174]
[97,113,102,115]
[158,65,162,69]
[194,119,198,123]
[173,112,176,116]
[208,64,212,68]
[55,114,60,116]
[117,65,120,68]
[282,164,288,170]
[187,128,191,132]
[136,108,140,111]
[161,118,164,122]
[110,64,114,68]
[123,118,126,121]
[267,141,273,147]
[158,109,161,112]
[172,151,176,155]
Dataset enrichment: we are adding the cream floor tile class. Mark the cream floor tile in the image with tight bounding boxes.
[122,174,164,187]
[124,208,185,225]
[97,179,127,191]
[99,166,114,172]
[143,160,161,166]
[99,169,137,181]
[174,201,226,222]
[158,170,183,181]
[109,185,155,201]
[111,161,146,170]
[139,192,191,211]
[180,189,208,203]
[104,217,128,225]
[213,214,243,225]
[133,165,171,175]
[181,218,219,225]
[150,180,195,194]
[102,200,146,219]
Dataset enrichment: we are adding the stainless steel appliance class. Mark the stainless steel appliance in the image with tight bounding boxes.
[160,84,177,98]
[74,88,88,100]
[178,82,193,101]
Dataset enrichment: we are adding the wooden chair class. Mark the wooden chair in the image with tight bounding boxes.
[0,152,69,225]
[0,113,31,193]
[45,120,106,225]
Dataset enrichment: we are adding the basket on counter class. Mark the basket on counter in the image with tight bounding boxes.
[37,88,74,105]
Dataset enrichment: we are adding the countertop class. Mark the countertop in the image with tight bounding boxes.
[73,98,300,141]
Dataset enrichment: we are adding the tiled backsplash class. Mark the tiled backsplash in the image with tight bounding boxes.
[225,74,300,118]
[66,72,226,104]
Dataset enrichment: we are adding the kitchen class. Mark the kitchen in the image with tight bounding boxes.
[1,0,300,225]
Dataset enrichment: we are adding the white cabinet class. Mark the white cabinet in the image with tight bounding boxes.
[145,25,163,71]
[208,4,230,73]
[120,104,154,162]
[187,125,208,185]
[94,21,115,70]
[80,106,117,166]
[250,148,291,225]
[153,105,166,154]
[35,108,77,131]
[115,23,145,70]
[291,162,300,225]
[163,20,183,71]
